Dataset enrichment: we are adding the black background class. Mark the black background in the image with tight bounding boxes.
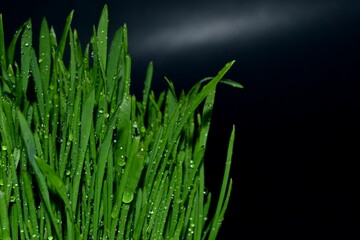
[1,0,360,239]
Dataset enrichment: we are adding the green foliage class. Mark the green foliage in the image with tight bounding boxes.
[0,5,241,239]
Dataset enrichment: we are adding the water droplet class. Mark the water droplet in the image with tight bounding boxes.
[1,145,7,151]
[24,43,29,47]
[122,192,134,203]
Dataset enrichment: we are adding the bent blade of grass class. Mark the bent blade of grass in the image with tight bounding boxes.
[172,61,235,154]
[17,110,63,240]
[220,78,244,88]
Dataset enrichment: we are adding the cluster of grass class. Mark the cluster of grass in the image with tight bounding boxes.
[0,5,242,240]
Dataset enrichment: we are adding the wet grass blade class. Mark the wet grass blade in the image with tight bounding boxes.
[6,23,25,65]
[71,89,95,213]
[30,48,45,117]
[39,17,51,93]
[0,14,6,69]
[142,61,153,111]
[0,190,11,240]
[58,10,74,58]
[106,27,123,97]
[17,110,63,240]
[208,125,235,240]
[220,78,244,88]
[97,4,108,75]
[22,172,39,237]
[20,20,32,93]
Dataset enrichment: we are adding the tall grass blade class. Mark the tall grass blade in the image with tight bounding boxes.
[0,14,6,69]
[208,125,235,240]
[39,17,51,93]
[20,20,32,93]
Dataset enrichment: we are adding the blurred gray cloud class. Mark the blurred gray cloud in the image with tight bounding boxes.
[129,1,342,55]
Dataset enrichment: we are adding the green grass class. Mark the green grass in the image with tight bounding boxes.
[0,5,243,240]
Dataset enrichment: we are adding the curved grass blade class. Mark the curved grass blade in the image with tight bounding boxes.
[173,60,235,147]
[6,22,24,65]
[220,78,244,88]
[58,10,74,58]
[208,125,235,240]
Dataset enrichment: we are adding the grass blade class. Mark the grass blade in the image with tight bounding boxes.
[208,125,235,240]
[0,190,11,240]
[30,48,45,117]
[20,20,32,93]
[39,17,51,94]
[97,4,108,75]
[17,110,63,240]
[71,89,95,213]
[6,23,24,65]
[58,10,74,58]
[0,14,6,69]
